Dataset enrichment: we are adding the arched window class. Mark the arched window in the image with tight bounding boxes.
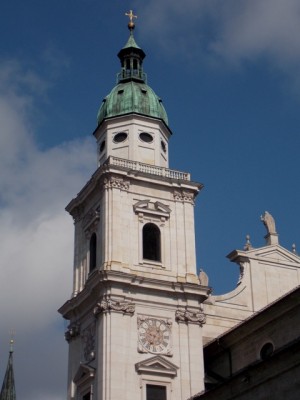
[143,223,161,262]
[260,342,274,360]
[89,233,97,272]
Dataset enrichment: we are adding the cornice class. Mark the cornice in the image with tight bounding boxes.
[66,157,203,216]
[58,269,211,320]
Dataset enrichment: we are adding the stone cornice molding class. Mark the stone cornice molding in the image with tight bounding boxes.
[66,158,203,216]
[94,296,135,316]
[58,270,210,320]
[175,308,206,326]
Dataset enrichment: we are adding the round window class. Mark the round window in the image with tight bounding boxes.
[114,132,128,143]
[139,132,153,143]
[161,140,166,153]
[100,140,105,153]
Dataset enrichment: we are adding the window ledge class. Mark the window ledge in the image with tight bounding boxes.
[141,259,165,269]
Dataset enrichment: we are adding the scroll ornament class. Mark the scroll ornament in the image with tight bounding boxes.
[94,297,135,316]
[175,309,206,326]
[65,322,81,342]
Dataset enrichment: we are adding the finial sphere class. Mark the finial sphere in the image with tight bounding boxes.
[128,21,135,30]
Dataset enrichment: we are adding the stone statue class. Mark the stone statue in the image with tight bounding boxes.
[261,211,277,235]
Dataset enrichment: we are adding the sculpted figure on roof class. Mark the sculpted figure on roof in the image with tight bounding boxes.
[261,211,277,235]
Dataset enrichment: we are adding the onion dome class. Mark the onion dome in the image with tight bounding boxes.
[97,14,168,126]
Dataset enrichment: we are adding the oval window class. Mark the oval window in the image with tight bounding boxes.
[139,132,153,143]
[114,132,128,143]
[161,140,166,153]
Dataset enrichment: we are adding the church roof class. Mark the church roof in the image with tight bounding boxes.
[0,343,16,400]
[97,20,168,127]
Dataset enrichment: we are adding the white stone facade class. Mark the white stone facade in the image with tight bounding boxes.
[203,235,300,345]
[59,113,210,400]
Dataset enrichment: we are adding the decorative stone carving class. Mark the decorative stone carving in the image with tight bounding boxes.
[83,207,100,237]
[94,297,135,316]
[103,176,130,191]
[175,308,206,326]
[71,205,85,223]
[237,262,245,286]
[65,322,81,342]
[137,316,172,356]
[81,323,96,362]
[83,207,100,227]
[173,190,195,204]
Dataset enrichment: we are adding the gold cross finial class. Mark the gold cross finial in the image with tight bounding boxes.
[125,10,137,30]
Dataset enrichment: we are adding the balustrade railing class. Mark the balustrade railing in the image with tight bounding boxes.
[104,156,190,181]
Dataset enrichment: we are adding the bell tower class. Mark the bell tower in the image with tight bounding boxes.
[59,12,210,400]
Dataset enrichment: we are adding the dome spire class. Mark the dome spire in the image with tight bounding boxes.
[96,11,169,127]
[117,10,146,83]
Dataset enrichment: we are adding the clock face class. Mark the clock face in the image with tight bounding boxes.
[138,317,171,354]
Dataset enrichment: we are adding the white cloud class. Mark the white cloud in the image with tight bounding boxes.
[138,0,300,82]
[210,0,300,67]
[0,60,94,399]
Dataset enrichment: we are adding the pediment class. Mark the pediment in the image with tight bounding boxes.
[228,245,300,266]
[73,364,95,385]
[252,246,300,265]
[135,355,178,377]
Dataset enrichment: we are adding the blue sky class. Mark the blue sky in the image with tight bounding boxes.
[0,1,300,399]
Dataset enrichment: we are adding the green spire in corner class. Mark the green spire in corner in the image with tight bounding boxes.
[0,339,16,400]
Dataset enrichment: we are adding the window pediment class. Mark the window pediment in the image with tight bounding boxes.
[135,355,178,377]
[133,200,171,219]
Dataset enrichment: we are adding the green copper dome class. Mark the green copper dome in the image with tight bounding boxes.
[97,28,168,126]
[97,81,168,125]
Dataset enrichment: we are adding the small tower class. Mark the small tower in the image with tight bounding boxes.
[59,13,210,400]
[0,339,16,400]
